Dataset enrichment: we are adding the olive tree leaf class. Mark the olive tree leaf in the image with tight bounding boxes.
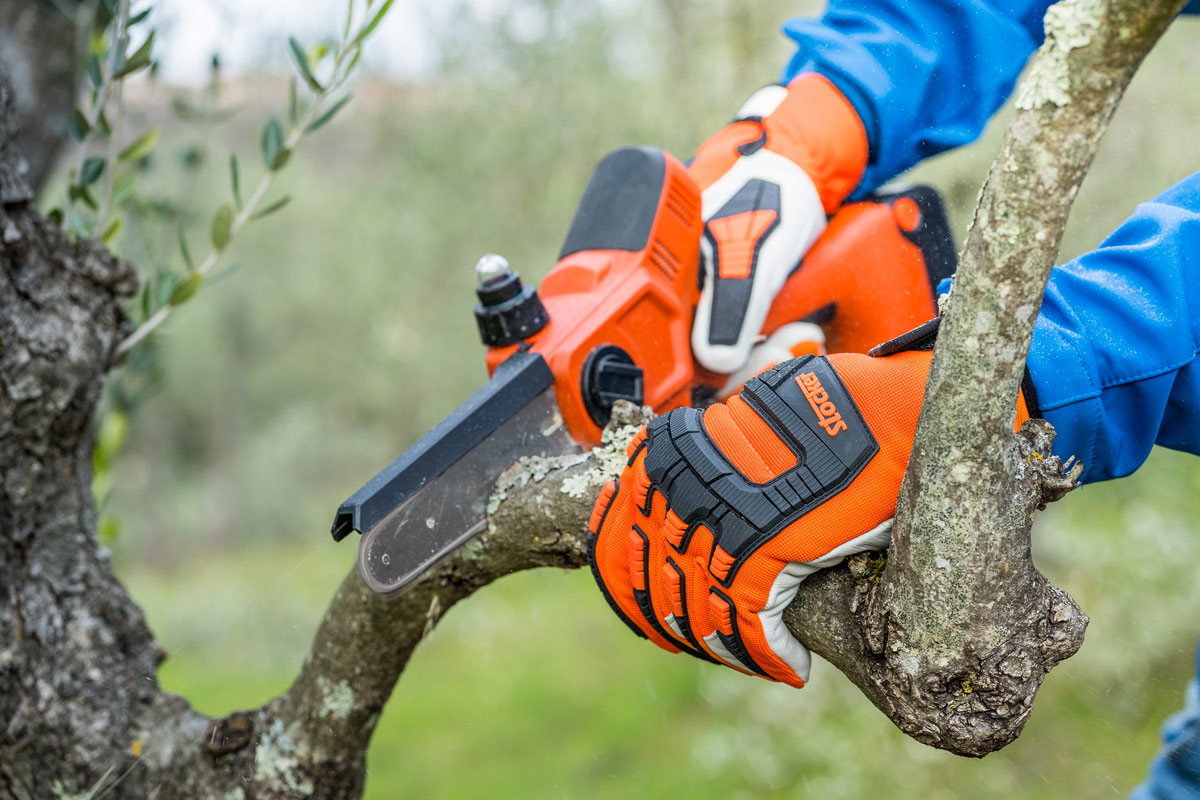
[115,31,155,78]
[68,184,98,210]
[118,127,161,162]
[80,156,106,187]
[230,154,243,210]
[157,270,179,308]
[288,36,324,92]
[261,118,284,171]
[208,261,241,284]
[177,223,194,272]
[355,0,394,43]
[70,108,91,142]
[88,55,103,88]
[250,195,291,221]
[168,271,204,306]
[211,203,233,251]
[306,95,352,133]
[102,217,123,246]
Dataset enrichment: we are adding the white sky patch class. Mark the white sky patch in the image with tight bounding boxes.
[149,0,445,85]
[147,0,645,85]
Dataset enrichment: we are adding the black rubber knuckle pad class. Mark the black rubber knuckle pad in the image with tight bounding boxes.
[644,355,878,584]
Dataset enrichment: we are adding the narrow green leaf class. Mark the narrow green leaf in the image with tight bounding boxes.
[250,195,291,221]
[272,147,292,171]
[356,0,394,43]
[111,171,137,207]
[129,7,151,25]
[261,118,283,171]
[168,271,203,306]
[288,36,323,92]
[344,0,355,40]
[177,224,194,271]
[97,110,112,138]
[230,154,243,209]
[139,280,151,320]
[115,31,155,78]
[102,217,122,246]
[88,55,103,88]
[118,127,160,162]
[288,76,299,125]
[70,107,91,142]
[69,184,98,210]
[306,94,351,133]
[157,270,179,308]
[48,207,65,226]
[346,45,363,75]
[208,261,241,284]
[80,156,106,187]
[211,203,233,251]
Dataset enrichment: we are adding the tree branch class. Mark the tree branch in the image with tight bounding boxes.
[873,0,1187,754]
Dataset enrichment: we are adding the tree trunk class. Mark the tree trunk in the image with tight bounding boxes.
[0,1,81,191]
[0,0,1185,795]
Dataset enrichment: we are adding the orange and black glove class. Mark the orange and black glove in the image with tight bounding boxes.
[587,350,930,687]
[688,74,869,375]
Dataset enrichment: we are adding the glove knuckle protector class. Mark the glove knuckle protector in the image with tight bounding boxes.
[588,352,930,687]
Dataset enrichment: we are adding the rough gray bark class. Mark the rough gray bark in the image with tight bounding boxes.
[0,1,82,191]
[0,0,1184,795]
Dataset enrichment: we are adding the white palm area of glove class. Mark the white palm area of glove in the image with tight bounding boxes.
[690,85,830,377]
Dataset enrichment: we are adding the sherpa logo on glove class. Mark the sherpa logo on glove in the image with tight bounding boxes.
[797,371,847,437]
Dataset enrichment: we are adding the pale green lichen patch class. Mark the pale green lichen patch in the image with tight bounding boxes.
[458,535,486,561]
[560,423,641,499]
[254,718,314,795]
[487,452,591,514]
[1015,0,1102,109]
[317,676,356,720]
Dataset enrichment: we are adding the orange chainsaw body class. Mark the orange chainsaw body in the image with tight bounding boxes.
[485,148,953,448]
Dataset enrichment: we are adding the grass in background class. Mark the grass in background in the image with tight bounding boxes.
[105,3,1200,796]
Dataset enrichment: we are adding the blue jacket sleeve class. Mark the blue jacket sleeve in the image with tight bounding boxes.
[781,1,1200,194]
[1025,172,1200,484]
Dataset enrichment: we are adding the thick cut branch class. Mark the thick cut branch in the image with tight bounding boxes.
[873,0,1186,755]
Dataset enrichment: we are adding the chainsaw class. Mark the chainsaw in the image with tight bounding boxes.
[330,146,955,595]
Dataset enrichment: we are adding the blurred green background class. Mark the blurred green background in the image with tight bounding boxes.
[86,1,1200,797]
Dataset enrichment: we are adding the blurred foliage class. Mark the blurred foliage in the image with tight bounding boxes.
[92,1,1200,796]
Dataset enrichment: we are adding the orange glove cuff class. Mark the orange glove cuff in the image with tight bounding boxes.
[687,74,869,212]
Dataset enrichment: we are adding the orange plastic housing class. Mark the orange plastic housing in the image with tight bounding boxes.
[763,199,940,355]
[486,151,945,448]
[485,150,705,447]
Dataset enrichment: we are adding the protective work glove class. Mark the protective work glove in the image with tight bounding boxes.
[587,350,931,687]
[688,74,869,375]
